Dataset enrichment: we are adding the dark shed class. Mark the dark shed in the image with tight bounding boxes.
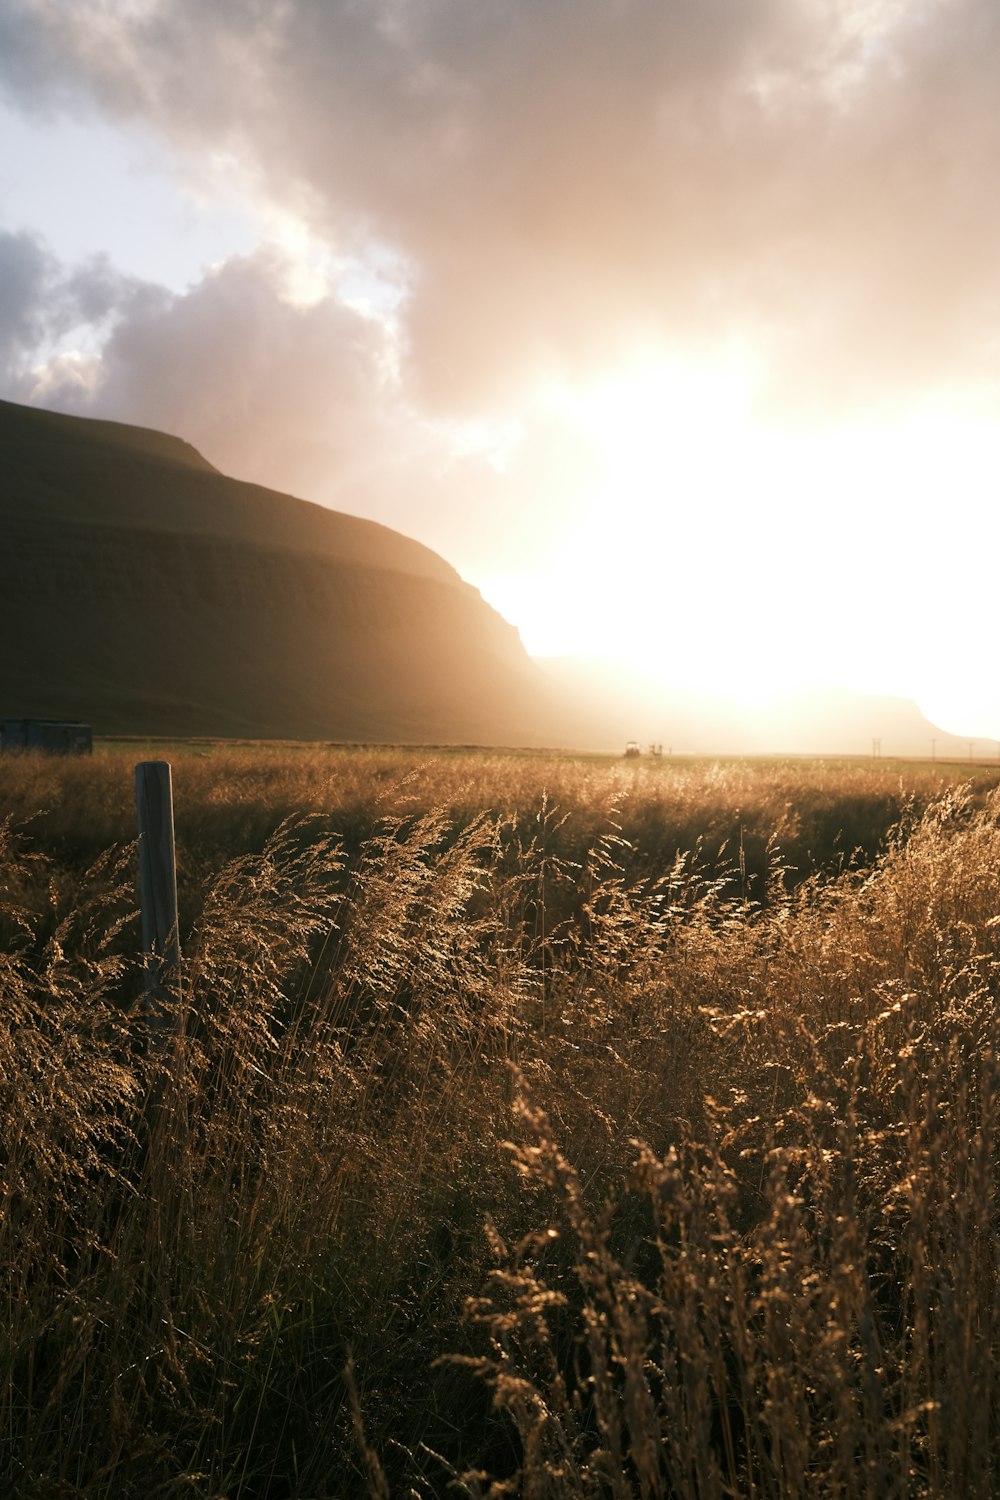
[1,719,93,754]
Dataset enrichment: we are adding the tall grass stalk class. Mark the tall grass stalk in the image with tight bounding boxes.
[1,753,998,1494]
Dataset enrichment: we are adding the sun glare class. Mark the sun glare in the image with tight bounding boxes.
[486,352,1000,734]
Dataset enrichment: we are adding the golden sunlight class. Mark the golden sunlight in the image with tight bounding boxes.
[483,353,1000,733]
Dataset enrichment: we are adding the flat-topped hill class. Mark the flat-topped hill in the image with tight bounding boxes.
[0,399,555,744]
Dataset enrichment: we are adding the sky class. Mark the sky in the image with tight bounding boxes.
[1,0,999,741]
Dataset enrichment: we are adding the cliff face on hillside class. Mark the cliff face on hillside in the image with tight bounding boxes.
[0,399,552,743]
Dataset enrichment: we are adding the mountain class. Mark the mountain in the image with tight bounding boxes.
[2,398,985,758]
[0,399,557,743]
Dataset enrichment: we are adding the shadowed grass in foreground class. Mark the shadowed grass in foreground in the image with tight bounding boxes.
[2,753,1000,1495]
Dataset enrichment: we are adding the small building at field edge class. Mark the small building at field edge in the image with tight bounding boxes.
[1,719,93,754]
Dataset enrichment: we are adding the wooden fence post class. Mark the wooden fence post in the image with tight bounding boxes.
[135,760,182,1042]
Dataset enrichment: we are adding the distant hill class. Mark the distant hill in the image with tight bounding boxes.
[3,398,986,757]
[0,399,558,743]
[537,657,987,761]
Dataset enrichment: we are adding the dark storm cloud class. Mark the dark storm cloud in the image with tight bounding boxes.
[4,0,1000,417]
[0,227,152,393]
[0,229,51,365]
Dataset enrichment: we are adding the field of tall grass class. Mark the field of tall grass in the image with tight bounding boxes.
[2,743,1000,1496]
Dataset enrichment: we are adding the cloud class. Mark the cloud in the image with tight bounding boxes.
[11,245,404,489]
[6,0,1000,422]
[0,229,51,367]
[0,227,150,394]
[1,239,545,579]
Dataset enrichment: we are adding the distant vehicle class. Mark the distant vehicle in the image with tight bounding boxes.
[1,719,93,754]
[624,740,641,758]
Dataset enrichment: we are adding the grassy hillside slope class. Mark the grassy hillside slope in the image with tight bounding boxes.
[0,399,554,743]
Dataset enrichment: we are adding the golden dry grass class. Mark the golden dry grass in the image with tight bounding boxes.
[1,746,999,1496]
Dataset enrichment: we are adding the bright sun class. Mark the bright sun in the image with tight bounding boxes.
[482,350,1000,736]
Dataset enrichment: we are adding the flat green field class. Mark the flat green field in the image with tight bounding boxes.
[3,744,1000,1496]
